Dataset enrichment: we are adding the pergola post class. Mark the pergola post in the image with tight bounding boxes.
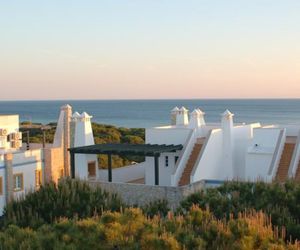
[70,152,75,178]
[108,154,112,182]
[154,154,159,185]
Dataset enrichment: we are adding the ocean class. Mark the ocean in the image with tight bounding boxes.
[0,99,300,128]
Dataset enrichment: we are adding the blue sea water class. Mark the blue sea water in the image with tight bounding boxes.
[0,99,300,128]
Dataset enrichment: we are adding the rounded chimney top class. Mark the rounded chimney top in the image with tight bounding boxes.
[72,112,81,118]
[61,104,72,110]
[81,112,92,118]
[191,109,199,116]
[221,109,234,117]
[171,106,180,113]
[196,109,205,115]
[179,106,188,112]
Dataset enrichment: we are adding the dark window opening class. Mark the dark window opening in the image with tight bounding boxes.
[165,156,169,167]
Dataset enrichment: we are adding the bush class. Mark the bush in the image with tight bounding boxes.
[142,200,170,218]
[0,207,298,249]
[180,180,300,241]
[2,178,124,228]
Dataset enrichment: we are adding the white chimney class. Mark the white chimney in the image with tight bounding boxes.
[176,107,189,126]
[72,111,98,179]
[221,109,234,178]
[189,109,206,128]
[171,107,179,125]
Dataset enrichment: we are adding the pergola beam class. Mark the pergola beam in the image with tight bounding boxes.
[68,143,183,185]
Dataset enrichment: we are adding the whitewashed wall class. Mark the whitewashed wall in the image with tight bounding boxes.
[0,115,19,151]
[0,149,43,215]
[191,129,224,182]
[12,149,43,199]
[245,128,282,181]
[145,151,181,186]
[145,127,191,186]
[232,125,254,179]
[98,162,146,183]
[146,127,191,145]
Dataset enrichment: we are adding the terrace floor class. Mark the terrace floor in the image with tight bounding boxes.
[127,178,145,184]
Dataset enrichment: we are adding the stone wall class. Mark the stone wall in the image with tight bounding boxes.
[88,180,206,209]
[44,147,64,184]
[4,153,13,203]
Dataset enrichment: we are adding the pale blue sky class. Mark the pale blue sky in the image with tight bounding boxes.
[0,1,299,100]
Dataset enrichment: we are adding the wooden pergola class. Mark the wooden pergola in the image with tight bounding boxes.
[68,143,183,185]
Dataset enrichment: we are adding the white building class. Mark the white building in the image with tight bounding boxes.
[3,103,299,215]
[0,105,95,215]
[0,115,43,214]
[146,107,300,186]
[74,106,300,187]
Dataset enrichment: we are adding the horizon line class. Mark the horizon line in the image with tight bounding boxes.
[1,97,300,102]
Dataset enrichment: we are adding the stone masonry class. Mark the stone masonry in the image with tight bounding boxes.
[4,153,14,203]
[88,180,206,209]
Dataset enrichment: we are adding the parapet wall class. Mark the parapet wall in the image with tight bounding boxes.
[88,180,206,209]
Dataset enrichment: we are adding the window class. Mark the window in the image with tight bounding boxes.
[13,173,23,191]
[0,177,3,195]
[88,161,96,178]
[35,169,42,188]
[175,156,179,164]
[165,156,169,167]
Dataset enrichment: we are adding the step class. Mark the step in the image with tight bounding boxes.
[275,142,296,182]
[179,141,204,186]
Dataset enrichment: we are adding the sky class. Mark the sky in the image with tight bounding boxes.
[0,0,300,100]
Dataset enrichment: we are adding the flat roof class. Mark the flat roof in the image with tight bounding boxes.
[69,143,183,156]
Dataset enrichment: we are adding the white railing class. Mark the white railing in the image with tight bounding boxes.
[267,129,286,180]
[171,129,197,186]
[288,130,300,177]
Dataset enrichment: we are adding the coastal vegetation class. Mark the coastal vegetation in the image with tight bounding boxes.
[1,179,300,249]
[2,179,123,229]
[179,181,300,242]
[1,206,298,250]
[20,122,145,168]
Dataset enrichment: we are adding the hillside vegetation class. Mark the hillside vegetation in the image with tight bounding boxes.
[2,179,300,249]
[20,122,145,168]
[1,206,298,250]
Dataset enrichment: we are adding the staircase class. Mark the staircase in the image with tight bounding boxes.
[275,143,296,182]
[178,138,204,186]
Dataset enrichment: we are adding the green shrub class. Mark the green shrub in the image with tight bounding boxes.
[0,207,297,250]
[2,178,124,228]
[180,180,300,241]
[142,199,170,218]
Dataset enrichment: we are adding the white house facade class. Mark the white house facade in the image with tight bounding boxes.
[0,105,97,215]
[74,106,300,187]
